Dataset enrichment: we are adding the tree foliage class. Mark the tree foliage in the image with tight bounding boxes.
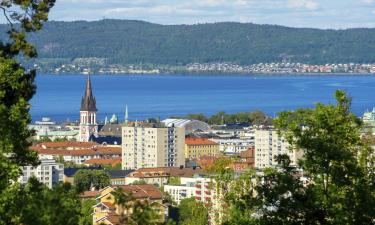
[221,90,375,225]
[187,110,272,125]
[178,197,209,225]
[1,178,81,225]
[4,20,375,66]
[0,1,56,224]
[74,169,111,193]
[79,198,96,225]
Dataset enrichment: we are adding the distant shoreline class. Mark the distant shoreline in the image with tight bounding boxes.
[38,72,375,76]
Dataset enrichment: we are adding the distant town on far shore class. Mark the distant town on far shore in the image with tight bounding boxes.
[33,60,375,75]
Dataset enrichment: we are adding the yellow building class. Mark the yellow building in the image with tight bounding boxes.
[92,184,167,225]
[185,138,220,159]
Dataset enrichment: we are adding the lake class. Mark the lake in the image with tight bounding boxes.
[30,74,375,122]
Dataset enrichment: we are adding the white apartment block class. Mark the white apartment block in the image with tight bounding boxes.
[164,184,196,205]
[164,177,215,205]
[122,126,185,169]
[210,138,253,155]
[254,128,302,169]
[19,159,64,188]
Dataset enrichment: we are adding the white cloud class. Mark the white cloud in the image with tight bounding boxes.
[361,0,375,4]
[45,0,375,29]
[287,0,319,10]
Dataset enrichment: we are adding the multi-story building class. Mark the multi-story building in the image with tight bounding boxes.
[125,167,201,187]
[28,117,79,141]
[164,179,196,205]
[92,185,168,225]
[254,128,303,168]
[164,176,223,225]
[19,159,64,188]
[210,138,253,155]
[122,125,185,169]
[31,141,122,165]
[185,138,220,159]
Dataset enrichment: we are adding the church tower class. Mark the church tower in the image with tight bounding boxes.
[79,75,98,142]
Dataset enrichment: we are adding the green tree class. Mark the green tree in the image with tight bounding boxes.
[131,179,147,185]
[5,178,81,225]
[273,90,375,224]
[79,198,97,225]
[178,197,209,225]
[186,113,208,122]
[74,170,111,193]
[223,90,375,225]
[168,176,181,185]
[0,1,55,224]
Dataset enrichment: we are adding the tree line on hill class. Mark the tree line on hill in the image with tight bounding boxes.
[2,20,375,67]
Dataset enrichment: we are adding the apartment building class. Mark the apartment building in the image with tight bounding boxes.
[122,125,185,169]
[254,128,302,168]
[19,159,64,188]
[210,138,253,155]
[164,177,215,205]
[164,181,196,205]
[185,138,220,159]
[31,144,122,165]
[92,185,167,225]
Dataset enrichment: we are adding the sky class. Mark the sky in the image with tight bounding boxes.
[38,0,375,29]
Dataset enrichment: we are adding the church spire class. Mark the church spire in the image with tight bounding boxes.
[80,74,97,111]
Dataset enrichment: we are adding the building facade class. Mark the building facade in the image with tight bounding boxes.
[254,128,302,168]
[92,185,167,225]
[19,159,64,188]
[185,138,220,159]
[79,75,98,142]
[122,125,185,170]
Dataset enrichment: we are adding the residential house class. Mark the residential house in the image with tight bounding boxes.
[92,185,168,225]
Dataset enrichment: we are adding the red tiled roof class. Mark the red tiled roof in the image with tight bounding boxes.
[31,147,121,156]
[37,141,98,149]
[80,190,100,198]
[115,184,163,200]
[185,138,218,146]
[85,157,121,166]
[102,202,116,210]
[239,148,255,158]
[129,167,201,178]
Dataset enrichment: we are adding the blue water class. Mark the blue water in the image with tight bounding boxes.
[30,74,375,122]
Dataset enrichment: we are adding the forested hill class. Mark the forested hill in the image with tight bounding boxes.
[2,19,375,65]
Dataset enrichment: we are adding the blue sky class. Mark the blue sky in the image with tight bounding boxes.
[49,0,375,29]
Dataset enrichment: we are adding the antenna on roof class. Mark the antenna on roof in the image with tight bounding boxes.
[125,104,129,126]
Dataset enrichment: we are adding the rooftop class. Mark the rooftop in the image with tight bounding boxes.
[84,157,122,166]
[185,138,218,146]
[114,184,163,200]
[129,167,201,178]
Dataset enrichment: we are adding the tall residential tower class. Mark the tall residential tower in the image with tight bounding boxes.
[122,125,185,170]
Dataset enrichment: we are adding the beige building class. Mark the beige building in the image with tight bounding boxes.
[254,128,302,168]
[185,138,220,159]
[122,125,185,169]
[92,185,167,225]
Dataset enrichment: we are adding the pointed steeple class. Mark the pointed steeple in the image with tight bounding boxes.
[80,74,97,111]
